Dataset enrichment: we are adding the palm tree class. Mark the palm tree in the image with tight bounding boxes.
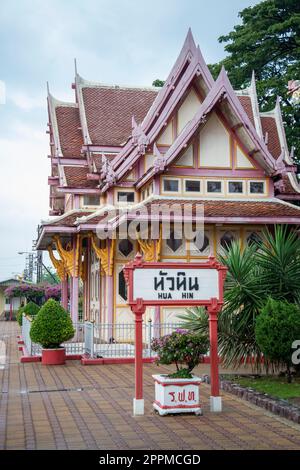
[257,225,300,303]
[179,225,300,370]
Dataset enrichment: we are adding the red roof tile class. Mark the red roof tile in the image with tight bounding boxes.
[82,87,157,146]
[238,96,255,127]
[56,106,83,158]
[281,175,300,195]
[141,198,300,220]
[64,166,98,188]
[49,210,93,227]
[72,199,300,227]
[261,116,281,159]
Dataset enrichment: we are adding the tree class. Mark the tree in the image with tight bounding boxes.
[152,79,165,87]
[255,298,300,382]
[40,266,60,285]
[209,0,300,162]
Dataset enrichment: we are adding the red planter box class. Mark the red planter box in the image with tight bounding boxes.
[42,348,66,365]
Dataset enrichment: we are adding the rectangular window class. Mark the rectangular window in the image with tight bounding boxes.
[207,181,222,193]
[163,178,179,192]
[117,191,135,202]
[185,180,201,193]
[83,195,99,206]
[250,181,265,194]
[228,181,243,194]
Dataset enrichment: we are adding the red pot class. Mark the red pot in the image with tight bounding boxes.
[42,347,66,365]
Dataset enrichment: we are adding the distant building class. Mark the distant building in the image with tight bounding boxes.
[0,279,26,320]
[36,30,300,329]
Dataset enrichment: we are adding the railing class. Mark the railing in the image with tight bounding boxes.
[22,317,187,359]
[22,316,85,356]
[85,321,184,359]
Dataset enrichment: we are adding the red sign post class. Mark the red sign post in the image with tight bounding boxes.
[123,253,227,415]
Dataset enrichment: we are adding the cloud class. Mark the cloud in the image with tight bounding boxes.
[8,90,45,111]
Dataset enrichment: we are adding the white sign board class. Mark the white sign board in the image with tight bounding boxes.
[132,268,219,302]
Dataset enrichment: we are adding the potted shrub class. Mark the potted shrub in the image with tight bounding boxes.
[30,299,75,365]
[151,328,209,416]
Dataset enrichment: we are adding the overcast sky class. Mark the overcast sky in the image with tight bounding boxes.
[0,0,259,281]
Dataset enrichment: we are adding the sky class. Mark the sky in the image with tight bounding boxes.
[0,0,260,281]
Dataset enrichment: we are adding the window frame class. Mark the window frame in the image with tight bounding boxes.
[82,194,100,207]
[116,190,135,204]
[184,178,202,195]
[227,180,244,195]
[205,180,224,195]
[162,177,181,194]
[248,180,266,196]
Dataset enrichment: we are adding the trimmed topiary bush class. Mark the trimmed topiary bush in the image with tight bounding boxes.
[17,306,26,326]
[255,298,300,382]
[30,299,75,349]
[23,301,40,318]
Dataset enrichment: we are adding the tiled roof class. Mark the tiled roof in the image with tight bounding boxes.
[51,198,300,228]
[45,210,94,227]
[82,87,158,146]
[280,174,300,195]
[63,166,99,188]
[140,198,300,220]
[237,96,255,127]
[55,106,83,158]
[261,116,281,159]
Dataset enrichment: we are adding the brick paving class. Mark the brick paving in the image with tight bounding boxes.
[1,321,300,450]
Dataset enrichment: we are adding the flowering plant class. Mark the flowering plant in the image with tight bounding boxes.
[151,328,209,379]
[44,284,61,301]
[4,284,44,303]
[4,283,62,303]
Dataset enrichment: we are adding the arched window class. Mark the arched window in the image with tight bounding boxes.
[220,232,235,250]
[247,232,262,248]
[166,230,183,253]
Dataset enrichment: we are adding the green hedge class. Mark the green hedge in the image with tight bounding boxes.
[255,298,300,381]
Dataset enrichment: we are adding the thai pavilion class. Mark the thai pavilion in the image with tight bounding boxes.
[36,30,300,328]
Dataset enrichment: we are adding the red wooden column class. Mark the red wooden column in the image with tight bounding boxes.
[132,298,146,415]
[208,300,222,412]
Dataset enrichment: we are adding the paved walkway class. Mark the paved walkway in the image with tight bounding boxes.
[1,321,300,450]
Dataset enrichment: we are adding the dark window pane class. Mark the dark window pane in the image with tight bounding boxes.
[118,270,127,301]
[220,232,235,250]
[118,192,135,202]
[185,180,201,192]
[119,239,133,257]
[163,179,179,192]
[250,182,264,194]
[83,195,99,205]
[207,181,221,193]
[247,232,262,248]
[228,181,243,193]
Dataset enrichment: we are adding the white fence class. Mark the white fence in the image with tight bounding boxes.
[85,321,184,359]
[21,315,184,359]
[22,314,85,356]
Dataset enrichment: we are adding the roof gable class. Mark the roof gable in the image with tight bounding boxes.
[135,68,278,189]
